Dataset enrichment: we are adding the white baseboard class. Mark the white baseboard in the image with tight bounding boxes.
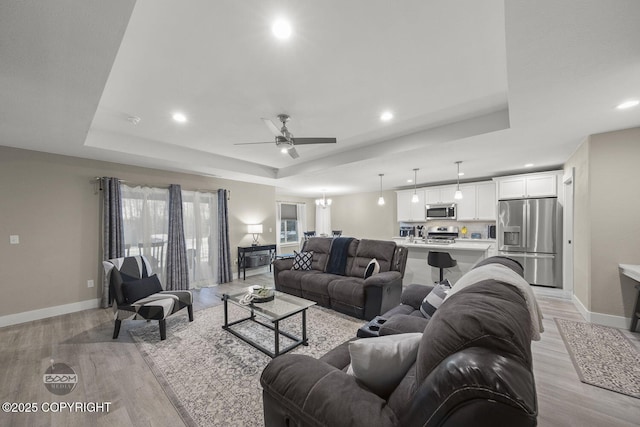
[571,294,631,329]
[0,298,101,328]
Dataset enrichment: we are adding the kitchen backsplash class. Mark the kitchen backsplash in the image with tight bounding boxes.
[398,220,496,239]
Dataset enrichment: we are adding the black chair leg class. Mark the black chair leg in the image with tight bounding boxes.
[112,319,121,339]
[159,319,167,340]
[188,304,194,322]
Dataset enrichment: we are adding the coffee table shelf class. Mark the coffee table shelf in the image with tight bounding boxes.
[222,289,316,358]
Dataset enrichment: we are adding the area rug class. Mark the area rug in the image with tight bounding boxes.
[130,304,365,426]
[555,318,640,398]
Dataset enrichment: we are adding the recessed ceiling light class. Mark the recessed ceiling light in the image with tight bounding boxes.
[272,18,292,39]
[172,112,187,123]
[458,172,465,176]
[380,111,393,122]
[524,163,534,167]
[280,147,288,154]
[616,100,639,110]
[407,179,413,183]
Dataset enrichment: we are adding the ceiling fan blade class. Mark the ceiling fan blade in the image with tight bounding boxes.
[292,137,337,145]
[262,118,282,137]
[288,147,300,159]
[233,141,273,145]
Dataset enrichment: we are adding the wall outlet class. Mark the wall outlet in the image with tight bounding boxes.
[9,235,19,244]
[87,279,94,288]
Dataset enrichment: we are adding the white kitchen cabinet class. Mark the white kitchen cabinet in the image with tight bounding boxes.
[456,184,477,220]
[495,172,558,200]
[425,185,457,204]
[457,181,496,221]
[396,190,425,222]
[476,181,497,220]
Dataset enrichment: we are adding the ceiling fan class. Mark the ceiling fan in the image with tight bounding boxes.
[234,114,337,159]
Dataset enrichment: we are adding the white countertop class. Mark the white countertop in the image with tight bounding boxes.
[619,264,640,282]
[399,241,492,251]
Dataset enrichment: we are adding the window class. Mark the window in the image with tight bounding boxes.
[280,203,298,244]
[182,191,218,287]
[121,185,170,280]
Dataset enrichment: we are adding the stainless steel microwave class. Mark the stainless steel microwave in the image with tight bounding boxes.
[426,203,457,220]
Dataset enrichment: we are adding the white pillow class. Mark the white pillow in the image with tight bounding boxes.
[346,333,422,397]
[364,258,380,279]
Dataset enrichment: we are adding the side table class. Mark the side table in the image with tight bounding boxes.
[238,244,277,280]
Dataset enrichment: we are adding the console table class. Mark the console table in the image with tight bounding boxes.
[619,264,640,332]
[238,244,277,280]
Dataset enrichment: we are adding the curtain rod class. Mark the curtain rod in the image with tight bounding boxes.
[94,177,230,199]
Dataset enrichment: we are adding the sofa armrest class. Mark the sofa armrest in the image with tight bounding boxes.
[401,347,537,427]
[380,314,429,335]
[363,271,403,320]
[273,258,294,272]
[261,354,398,427]
[400,284,434,310]
[363,270,402,287]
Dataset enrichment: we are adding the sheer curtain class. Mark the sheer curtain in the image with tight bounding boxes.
[182,190,218,288]
[121,185,170,282]
[316,205,331,236]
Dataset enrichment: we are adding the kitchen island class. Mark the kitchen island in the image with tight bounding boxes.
[394,238,496,286]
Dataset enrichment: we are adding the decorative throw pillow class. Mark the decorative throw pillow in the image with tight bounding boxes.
[346,333,423,398]
[291,251,313,270]
[420,281,451,319]
[122,274,163,303]
[364,258,380,279]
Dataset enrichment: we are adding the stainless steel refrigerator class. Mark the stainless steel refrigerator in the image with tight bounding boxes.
[498,197,562,288]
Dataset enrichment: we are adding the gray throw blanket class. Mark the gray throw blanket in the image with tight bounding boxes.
[325,237,354,275]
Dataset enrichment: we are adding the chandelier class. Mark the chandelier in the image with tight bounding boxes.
[315,192,332,208]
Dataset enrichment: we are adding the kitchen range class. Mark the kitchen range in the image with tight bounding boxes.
[425,226,459,244]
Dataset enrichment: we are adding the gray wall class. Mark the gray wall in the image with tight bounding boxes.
[329,190,397,240]
[0,146,277,317]
[565,126,640,321]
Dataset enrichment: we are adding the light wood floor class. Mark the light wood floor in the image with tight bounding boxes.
[0,274,638,427]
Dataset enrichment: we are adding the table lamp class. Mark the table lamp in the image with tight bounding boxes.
[248,224,263,246]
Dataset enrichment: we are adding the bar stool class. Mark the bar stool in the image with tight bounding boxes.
[428,251,457,283]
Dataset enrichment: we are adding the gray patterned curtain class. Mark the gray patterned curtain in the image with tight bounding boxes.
[166,184,189,290]
[101,177,124,308]
[217,189,233,283]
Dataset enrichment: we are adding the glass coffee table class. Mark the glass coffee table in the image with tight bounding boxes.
[222,289,316,358]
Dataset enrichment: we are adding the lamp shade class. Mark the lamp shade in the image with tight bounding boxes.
[247,224,263,234]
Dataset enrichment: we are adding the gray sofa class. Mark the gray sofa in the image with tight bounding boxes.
[273,237,408,320]
[261,256,538,427]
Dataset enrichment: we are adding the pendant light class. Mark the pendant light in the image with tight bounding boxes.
[411,168,419,203]
[377,174,385,206]
[454,161,463,200]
